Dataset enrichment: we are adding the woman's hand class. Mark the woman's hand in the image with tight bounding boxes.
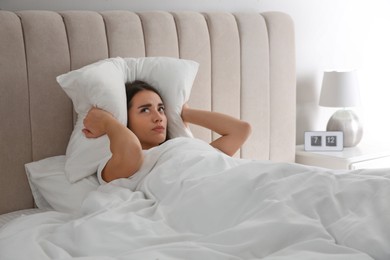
[82,107,114,138]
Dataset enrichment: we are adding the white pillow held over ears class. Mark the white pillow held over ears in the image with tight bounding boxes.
[57,57,199,183]
[57,57,128,183]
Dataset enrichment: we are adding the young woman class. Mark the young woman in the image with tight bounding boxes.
[82,80,251,183]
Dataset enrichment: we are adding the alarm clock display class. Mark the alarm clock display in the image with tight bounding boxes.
[305,131,343,151]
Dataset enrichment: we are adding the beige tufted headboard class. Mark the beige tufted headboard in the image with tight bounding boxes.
[0,10,296,214]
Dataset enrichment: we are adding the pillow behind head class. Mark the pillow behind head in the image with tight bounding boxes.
[125,57,199,138]
[57,57,128,183]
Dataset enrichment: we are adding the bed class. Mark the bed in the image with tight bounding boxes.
[1,10,389,260]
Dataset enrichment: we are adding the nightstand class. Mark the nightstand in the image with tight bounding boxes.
[295,143,390,170]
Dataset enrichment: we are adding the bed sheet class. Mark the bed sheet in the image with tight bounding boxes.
[1,137,389,260]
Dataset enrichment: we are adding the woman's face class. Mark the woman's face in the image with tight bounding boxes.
[128,90,167,149]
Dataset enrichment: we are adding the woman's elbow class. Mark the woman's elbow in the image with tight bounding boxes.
[240,121,252,141]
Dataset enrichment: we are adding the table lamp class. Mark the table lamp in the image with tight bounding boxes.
[319,71,363,147]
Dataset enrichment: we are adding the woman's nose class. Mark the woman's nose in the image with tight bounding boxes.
[152,110,163,122]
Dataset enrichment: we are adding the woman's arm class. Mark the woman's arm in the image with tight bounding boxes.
[181,104,251,156]
[83,107,143,182]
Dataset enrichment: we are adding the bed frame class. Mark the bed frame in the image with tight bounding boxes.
[0,10,296,214]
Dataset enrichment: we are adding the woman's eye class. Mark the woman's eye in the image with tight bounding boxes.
[140,108,150,113]
[158,106,165,112]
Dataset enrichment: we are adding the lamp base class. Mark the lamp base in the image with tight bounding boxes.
[326,109,363,147]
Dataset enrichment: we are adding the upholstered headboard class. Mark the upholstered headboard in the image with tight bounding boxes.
[0,10,296,214]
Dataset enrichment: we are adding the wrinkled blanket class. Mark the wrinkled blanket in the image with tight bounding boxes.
[1,137,390,260]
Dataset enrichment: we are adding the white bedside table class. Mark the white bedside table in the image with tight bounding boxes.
[295,143,390,170]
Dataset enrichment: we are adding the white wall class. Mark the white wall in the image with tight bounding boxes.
[2,0,390,145]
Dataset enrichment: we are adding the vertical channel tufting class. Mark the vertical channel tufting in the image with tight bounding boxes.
[235,13,271,160]
[204,13,241,147]
[101,11,146,58]
[61,11,108,70]
[138,11,179,58]
[19,11,73,161]
[173,12,212,143]
[262,12,296,162]
[0,11,34,213]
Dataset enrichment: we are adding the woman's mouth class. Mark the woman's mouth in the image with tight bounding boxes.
[152,126,165,133]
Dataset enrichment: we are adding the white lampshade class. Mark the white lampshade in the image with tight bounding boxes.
[319,71,360,108]
[319,70,363,147]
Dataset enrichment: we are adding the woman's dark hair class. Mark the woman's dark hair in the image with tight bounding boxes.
[125,80,164,110]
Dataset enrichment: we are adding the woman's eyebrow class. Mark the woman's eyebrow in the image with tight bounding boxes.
[137,103,164,109]
[137,103,152,109]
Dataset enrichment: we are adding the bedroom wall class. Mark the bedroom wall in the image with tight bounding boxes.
[2,0,390,145]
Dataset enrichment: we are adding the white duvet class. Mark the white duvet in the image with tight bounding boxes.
[1,137,390,260]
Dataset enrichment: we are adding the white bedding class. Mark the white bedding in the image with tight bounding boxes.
[1,137,390,260]
[0,208,49,228]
